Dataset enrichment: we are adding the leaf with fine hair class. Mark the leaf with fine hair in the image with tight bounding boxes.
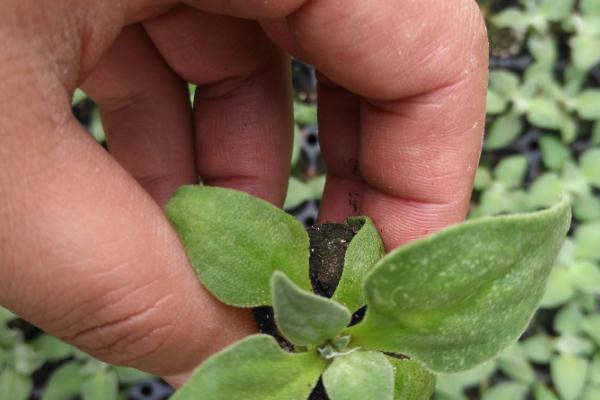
[348,198,571,373]
[322,351,394,400]
[387,358,436,400]
[272,271,351,346]
[332,217,385,313]
[172,335,326,400]
[166,185,311,307]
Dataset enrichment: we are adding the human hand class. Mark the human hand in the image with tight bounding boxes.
[0,0,488,387]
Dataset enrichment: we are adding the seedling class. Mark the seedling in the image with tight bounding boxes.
[165,185,571,400]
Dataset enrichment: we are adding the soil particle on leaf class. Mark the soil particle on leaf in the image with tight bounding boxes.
[307,222,358,298]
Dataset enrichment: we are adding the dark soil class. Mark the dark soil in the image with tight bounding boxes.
[307,222,358,298]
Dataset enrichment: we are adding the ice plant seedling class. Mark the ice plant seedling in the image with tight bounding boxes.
[165,185,571,400]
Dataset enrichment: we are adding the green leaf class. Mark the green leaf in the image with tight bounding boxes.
[489,71,520,98]
[570,261,600,294]
[294,102,317,125]
[580,148,600,187]
[522,334,554,364]
[114,366,153,384]
[528,34,557,65]
[495,155,528,189]
[284,177,316,210]
[540,267,574,308]
[166,185,311,306]
[533,384,559,400]
[540,135,571,171]
[473,167,493,191]
[582,0,600,15]
[31,334,75,362]
[11,343,43,375]
[582,315,600,345]
[486,90,507,115]
[555,334,594,356]
[485,112,523,150]
[589,353,600,384]
[539,0,575,20]
[322,351,393,400]
[554,303,584,334]
[527,98,564,130]
[527,173,565,210]
[497,343,535,384]
[332,217,385,312]
[482,382,528,400]
[574,222,600,261]
[387,358,435,400]
[576,90,600,120]
[173,334,325,400]
[435,361,497,398]
[291,125,302,166]
[272,271,351,346]
[43,362,87,400]
[551,354,588,400]
[582,386,600,400]
[570,35,600,72]
[82,370,118,400]
[573,193,600,222]
[0,308,16,325]
[0,368,32,400]
[348,198,571,372]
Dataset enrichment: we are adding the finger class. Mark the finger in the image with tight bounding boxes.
[81,24,196,207]
[144,6,293,206]
[0,114,255,379]
[259,0,488,249]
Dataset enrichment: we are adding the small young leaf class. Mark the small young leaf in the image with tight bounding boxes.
[551,354,588,400]
[580,149,600,187]
[495,155,528,189]
[43,362,87,400]
[527,98,564,130]
[540,267,574,308]
[522,334,554,364]
[533,384,559,400]
[497,343,535,384]
[348,198,571,373]
[166,185,311,306]
[576,90,600,120]
[482,382,528,400]
[485,112,523,150]
[82,370,118,400]
[172,334,325,400]
[0,368,32,400]
[272,271,351,346]
[539,135,570,171]
[332,217,385,313]
[387,358,436,400]
[31,334,75,362]
[322,351,393,400]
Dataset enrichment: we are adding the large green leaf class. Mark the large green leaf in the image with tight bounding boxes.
[272,272,351,346]
[348,198,571,372]
[172,334,325,400]
[332,217,385,312]
[322,350,393,400]
[166,185,311,306]
[387,358,436,400]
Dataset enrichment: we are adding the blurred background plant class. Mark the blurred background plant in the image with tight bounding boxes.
[3,0,600,398]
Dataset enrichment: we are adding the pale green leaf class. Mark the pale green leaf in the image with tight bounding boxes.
[582,0,600,15]
[580,149,600,187]
[522,334,554,364]
[294,102,317,125]
[555,334,594,356]
[489,71,520,98]
[173,334,325,400]
[551,355,588,400]
[43,362,87,400]
[570,35,600,72]
[576,90,600,120]
[495,155,528,189]
[540,267,574,308]
[527,173,565,210]
[32,334,75,362]
[582,386,600,400]
[574,222,600,261]
[527,98,564,130]
[482,382,528,400]
[486,90,507,114]
[166,185,310,306]
[540,135,571,171]
[82,370,118,400]
[332,217,385,312]
[570,261,600,294]
[387,358,435,400]
[435,361,497,398]
[11,343,43,375]
[348,198,571,372]
[554,303,584,334]
[322,351,393,400]
[539,0,575,20]
[533,384,559,400]
[473,167,493,191]
[485,112,523,150]
[114,366,153,384]
[497,343,535,384]
[272,271,351,346]
[589,353,600,384]
[284,177,315,210]
[0,368,32,400]
[582,315,600,345]
[573,193,600,222]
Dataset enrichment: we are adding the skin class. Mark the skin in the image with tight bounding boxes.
[0,0,488,388]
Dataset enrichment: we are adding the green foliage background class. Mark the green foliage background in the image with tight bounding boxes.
[2,0,600,399]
